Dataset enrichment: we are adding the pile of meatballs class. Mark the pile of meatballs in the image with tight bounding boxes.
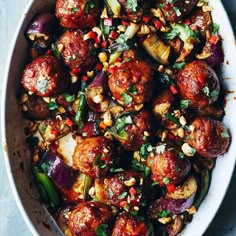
[19,0,231,235]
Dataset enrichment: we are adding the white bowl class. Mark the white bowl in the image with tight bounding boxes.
[1,0,236,235]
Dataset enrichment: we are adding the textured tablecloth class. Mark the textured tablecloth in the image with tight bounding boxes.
[0,1,235,235]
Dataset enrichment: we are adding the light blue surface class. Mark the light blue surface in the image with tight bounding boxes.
[0,1,235,235]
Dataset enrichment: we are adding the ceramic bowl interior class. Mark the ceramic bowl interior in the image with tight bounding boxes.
[1,0,236,235]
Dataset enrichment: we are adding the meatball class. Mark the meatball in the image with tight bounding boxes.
[56,0,99,29]
[72,136,114,178]
[117,0,146,22]
[69,201,113,236]
[176,60,220,109]
[95,170,149,210]
[21,55,70,97]
[111,110,155,151]
[112,213,151,236]
[56,30,97,72]
[146,143,191,186]
[108,58,153,109]
[22,94,50,120]
[157,0,198,22]
[186,117,230,158]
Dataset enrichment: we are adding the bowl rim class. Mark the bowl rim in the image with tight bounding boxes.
[1,1,235,236]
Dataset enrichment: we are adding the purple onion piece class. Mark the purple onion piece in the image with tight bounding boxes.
[206,42,224,67]
[86,72,110,112]
[40,150,77,190]
[26,12,57,41]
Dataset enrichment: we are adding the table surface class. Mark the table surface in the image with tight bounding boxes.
[0,1,236,236]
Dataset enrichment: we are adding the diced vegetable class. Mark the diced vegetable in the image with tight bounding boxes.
[26,12,57,41]
[142,34,173,65]
[105,0,121,16]
[85,72,110,112]
[32,165,61,208]
[40,150,77,190]
[194,170,210,209]
[75,80,87,128]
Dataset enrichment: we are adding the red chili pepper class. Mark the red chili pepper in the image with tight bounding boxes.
[101,40,109,48]
[71,67,81,75]
[197,74,206,83]
[65,118,74,127]
[82,75,88,82]
[184,19,191,25]
[154,19,162,30]
[169,85,178,95]
[45,49,52,55]
[122,20,130,26]
[104,18,113,26]
[190,25,198,31]
[108,66,117,74]
[119,201,127,208]
[129,187,137,196]
[110,30,119,40]
[101,155,110,161]
[142,15,151,24]
[209,35,219,45]
[167,183,175,193]
[96,63,103,71]
[51,129,59,135]
[132,232,139,236]
[115,57,122,62]
[88,31,100,43]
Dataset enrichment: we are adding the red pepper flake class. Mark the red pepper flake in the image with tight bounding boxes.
[184,19,191,25]
[110,30,119,40]
[169,85,178,95]
[101,155,110,161]
[142,15,151,24]
[65,118,74,127]
[99,121,107,130]
[167,183,175,193]
[104,18,113,26]
[82,75,88,82]
[71,67,81,75]
[154,19,162,30]
[88,31,100,43]
[119,201,128,208]
[51,129,59,135]
[129,187,136,196]
[96,63,103,71]
[101,40,109,48]
[122,20,130,26]
[209,35,219,45]
[108,66,117,74]
[197,74,206,83]
[45,49,52,55]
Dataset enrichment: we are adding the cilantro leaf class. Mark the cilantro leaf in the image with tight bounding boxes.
[121,93,133,105]
[221,129,230,138]
[95,224,108,236]
[180,99,191,109]
[127,0,138,12]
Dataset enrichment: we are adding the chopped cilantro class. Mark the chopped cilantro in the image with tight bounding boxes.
[71,7,78,13]
[85,0,95,14]
[178,152,185,159]
[95,224,108,236]
[47,102,58,110]
[108,187,114,198]
[127,0,138,12]
[131,159,150,177]
[163,177,170,185]
[173,62,186,70]
[210,90,219,101]
[118,191,128,199]
[221,129,230,138]
[41,123,47,132]
[127,83,138,95]
[212,23,220,34]
[202,86,210,96]
[157,210,170,218]
[62,93,76,102]
[121,93,133,105]
[180,99,191,109]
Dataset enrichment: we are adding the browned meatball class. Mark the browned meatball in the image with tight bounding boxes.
[111,110,154,151]
[176,60,220,109]
[72,137,114,178]
[112,213,151,236]
[186,117,230,158]
[69,201,113,236]
[56,30,97,72]
[157,0,198,22]
[56,0,99,29]
[21,55,70,97]
[22,94,50,120]
[108,58,153,109]
[95,170,149,210]
[117,0,146,22]
[146,143,191,186]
